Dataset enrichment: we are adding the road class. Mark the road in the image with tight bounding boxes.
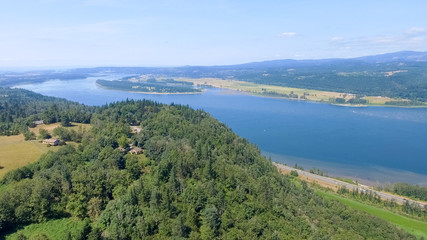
[273,162,427,209]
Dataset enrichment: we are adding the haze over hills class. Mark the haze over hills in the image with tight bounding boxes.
[1,50,426,73]
[355,51,427,63]
[75,51,427,103]
[62,50,427,71]
[2,51,427,103]
[227,51,427,68]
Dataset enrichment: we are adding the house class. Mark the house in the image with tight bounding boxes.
[130,126,142,133]
[129,147,143,155]
[117,147,127,152]
[42,138,59,146]
[33,120,44,125]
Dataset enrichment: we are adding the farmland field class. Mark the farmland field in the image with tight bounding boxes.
[0,123,90,179]
[0,134,53,179]
[178,77,426,106]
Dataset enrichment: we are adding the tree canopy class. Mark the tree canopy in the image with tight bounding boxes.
[0,88,415,239]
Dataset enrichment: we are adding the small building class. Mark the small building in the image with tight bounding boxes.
[130,126,142,133]
[33,120,44,125]
[129,147,143,155]
[42,138,59,146]
[118,147,127,152]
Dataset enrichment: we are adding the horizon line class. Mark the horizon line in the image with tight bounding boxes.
[0,50,426,71]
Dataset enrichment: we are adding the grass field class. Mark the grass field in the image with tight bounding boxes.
[4,218,86,240]
[0,123,90,179]
[177,77,426,106]
[317,190,427,239]
[0,134,54,179]
[28,122,91,135]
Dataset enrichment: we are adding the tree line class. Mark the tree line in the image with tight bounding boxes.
[0,88,93,136]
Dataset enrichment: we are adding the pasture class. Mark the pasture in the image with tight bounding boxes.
[0,123,90,179]
[0,134,52,179]
[317,190,427,239]
[177,77,421,106]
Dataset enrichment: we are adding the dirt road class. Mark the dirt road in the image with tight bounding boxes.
[273,162,427,208]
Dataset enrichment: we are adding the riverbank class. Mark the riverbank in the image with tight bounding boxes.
[95,81,205,95]
[273,162,427,208]
[177,77,427,107]
[265,152,427,187]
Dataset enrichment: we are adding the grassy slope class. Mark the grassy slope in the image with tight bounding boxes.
[5,218,86,240]
[317,190,427,239]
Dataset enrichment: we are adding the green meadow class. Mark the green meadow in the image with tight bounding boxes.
[317,190,427,239]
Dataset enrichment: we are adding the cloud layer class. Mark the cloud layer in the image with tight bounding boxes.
[278,32,297,37]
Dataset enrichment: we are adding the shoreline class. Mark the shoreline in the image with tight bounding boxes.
[13,78,427,108]
[264,152,427,187]
[272,162,427,207]
[177,77,427,108]
[237,89,427,108]
[95,82,205,95]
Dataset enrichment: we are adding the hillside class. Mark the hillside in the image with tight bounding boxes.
[0,87,93,136]
[2,51,427,104]
[0,88,415,239]
[77,51,427,103]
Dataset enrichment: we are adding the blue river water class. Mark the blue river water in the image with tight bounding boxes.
[16,76,427,186]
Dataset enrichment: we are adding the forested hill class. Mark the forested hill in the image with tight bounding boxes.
[0,87,93,135]
[2,51,427,102]
[0,89,414,239]
[69,51,427,102]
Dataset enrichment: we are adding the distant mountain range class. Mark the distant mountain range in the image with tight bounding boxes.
[355,51,427,63]
[232,51,427,68]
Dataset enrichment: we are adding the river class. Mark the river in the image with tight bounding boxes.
[15,75,427,186]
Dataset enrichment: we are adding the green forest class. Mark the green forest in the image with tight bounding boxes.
[0,88,417,239]
[231,62,427,102]
[75,57,427,103]
[3,52,427,103]
[0,88,93,137]
[96,79,201,94]
[376,182,427,202]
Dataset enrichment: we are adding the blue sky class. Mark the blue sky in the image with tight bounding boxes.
[0,0,426,67]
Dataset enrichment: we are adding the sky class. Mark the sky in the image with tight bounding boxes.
[0,0,426,68]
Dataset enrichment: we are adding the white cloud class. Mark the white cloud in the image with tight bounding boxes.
[330,36,345,42]
[405,27,426,35]
[35,20,135,41]
[83,0,120,6]
[372,36,394,43]
[278,32,297,37]
[328,29,427,54]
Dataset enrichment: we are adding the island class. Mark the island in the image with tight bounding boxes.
[96,77,202,94]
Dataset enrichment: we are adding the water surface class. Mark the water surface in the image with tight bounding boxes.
[16,76,427,186]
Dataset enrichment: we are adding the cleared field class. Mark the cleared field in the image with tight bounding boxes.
[0,135,54,179]
[177,77,425,106]
[317,190,427,239]
[0,123,90,179]
[29,122,91,135]
[4,218,86,240]
[178,77,339,102]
